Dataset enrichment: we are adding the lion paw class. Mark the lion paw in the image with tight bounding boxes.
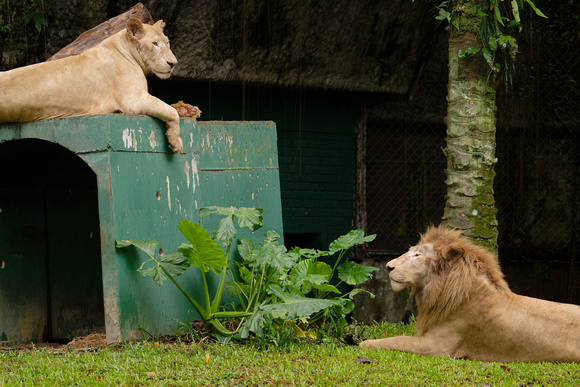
[359,340,378,349]
[171,101,201,119]
[168,137,183,154]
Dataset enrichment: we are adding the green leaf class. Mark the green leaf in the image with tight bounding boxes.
[240,309,276,338]
[234,207,264,231]
[177,219,226,274]
[237,238,259,262]
[264,230,280,243]
[458,46,480,59]
[293,247,330,259]
[263,286,341,319]
[482,46,493,66]
[214,216,236,247]
[337,261,379,285]
[491,0,505,26]
[524,0,547,18]
[311,283,341,294]
[226,281,250,297]
[329,229,376,253]
[256,241,296,271]
[23,11,47,33]
[199,205,234,218]
[511,0,521,24]
[289,260,332,288]
[434,6,451,23]
[159,253,190,277]
[116,239,158,257]
[315,261,333,279]
[179,243,225,274]
[337,298,355,315]
[238,266,254,284]
[488,37,498,51]
[138,253,189,286]
[348,287,376,299]
[200,206,264,234]
[115,239,132,248]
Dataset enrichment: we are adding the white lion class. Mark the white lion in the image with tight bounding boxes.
[0,18,184,153]
[360,226,580,363]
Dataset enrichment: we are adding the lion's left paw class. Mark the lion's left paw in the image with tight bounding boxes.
[172,101,201,119]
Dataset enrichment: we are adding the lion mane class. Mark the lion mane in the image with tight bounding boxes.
[413,226,510,335]
[360,225,580,363]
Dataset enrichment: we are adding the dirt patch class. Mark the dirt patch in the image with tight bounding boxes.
[66,333,108,349]
[1,333,108,352]
[0,322,214,352]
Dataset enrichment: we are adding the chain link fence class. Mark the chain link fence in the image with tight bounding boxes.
[365,119,447,254]
[361,1,580,303]
[496,2,580,265]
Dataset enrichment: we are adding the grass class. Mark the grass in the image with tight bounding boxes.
[1,321,580,386]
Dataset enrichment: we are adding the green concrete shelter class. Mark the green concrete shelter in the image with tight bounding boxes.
[0,115,283,344]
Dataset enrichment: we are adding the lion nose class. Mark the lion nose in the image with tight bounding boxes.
[167,60,176,68]
[386,263,395,272]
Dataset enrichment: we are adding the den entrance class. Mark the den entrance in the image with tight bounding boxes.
[0,139,105,344]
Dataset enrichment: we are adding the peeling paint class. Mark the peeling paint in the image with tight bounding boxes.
[184,161,190,189]
[148,131,157,149]
[189,132,194,149]
[122,128,137,150]
[191,158,199,193]
[166,176,171,211]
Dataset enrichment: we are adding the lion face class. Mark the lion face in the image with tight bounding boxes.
[127,19,178,79]
[386,244,434,291]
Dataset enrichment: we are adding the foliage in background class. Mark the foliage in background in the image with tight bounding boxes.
[116,206,377,341]
[436,0,547,87]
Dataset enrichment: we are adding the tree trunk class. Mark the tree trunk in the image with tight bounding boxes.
[442,21,499,252]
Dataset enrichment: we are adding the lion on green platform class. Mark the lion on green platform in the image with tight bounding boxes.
[0,18,185,153]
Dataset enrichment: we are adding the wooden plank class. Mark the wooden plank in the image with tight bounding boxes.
[48,3,153,61]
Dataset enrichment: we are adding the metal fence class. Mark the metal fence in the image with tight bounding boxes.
[495,2,580,266]
[360,1,580,279]
[364,119,447,254]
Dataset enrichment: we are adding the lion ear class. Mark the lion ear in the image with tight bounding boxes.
[126,18,146,40]
[153,20,166,31]
[441,243,464,262]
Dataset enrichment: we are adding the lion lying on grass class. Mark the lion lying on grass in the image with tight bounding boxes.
[360,226,580,363]
[0,18,188,153]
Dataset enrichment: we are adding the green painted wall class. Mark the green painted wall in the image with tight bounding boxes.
[150,80,357,249]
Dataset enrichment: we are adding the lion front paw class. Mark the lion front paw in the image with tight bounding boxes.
[168,137,183,154]
[359,340,379,349]
[171,101,201,119]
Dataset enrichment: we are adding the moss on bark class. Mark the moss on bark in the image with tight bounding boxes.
[442,1,499,253]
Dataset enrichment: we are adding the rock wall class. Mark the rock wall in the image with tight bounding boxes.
[1,0,436,94]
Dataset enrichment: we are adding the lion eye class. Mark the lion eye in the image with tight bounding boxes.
[152,41,159,47]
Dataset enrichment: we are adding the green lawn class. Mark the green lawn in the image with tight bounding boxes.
[2,322,579,386]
